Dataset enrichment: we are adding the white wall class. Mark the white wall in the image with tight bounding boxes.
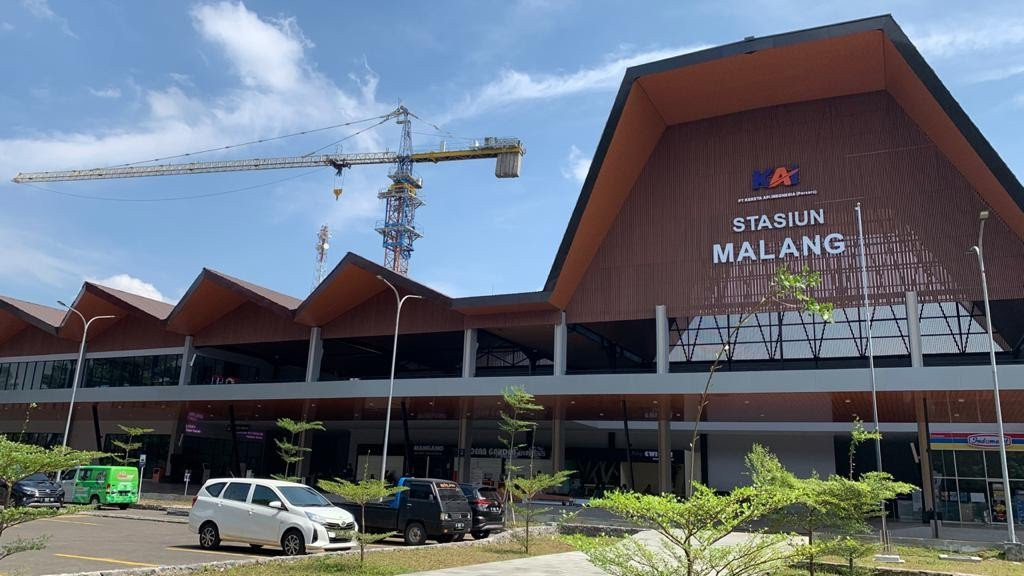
[707,433,835,490]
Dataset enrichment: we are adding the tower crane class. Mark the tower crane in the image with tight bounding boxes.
[12,106,525,275]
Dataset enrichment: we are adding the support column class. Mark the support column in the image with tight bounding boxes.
[656,305,669,374]
[178,335,193,386]
[906,291,923,367]
[457,398,472,482]
[551,398,565,474]
[165,405,184,477]
[916,394,936,532]
[462,328,478,378]
[553,311,567,376]
[306,327,323,384]
[658,397,671,494]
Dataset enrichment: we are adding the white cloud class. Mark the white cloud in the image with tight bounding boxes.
[966,64,1024,84]
[446,44,710,121]
[561,145,591,184]
[21,0,76,38]
[88,86,122,99]
[1,0,390,222]
[1,22,14,32]
[908,18,1024,58]
[0,224,98,289]
[91,274,170,303]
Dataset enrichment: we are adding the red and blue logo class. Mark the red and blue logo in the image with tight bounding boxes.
[752,165,799,190]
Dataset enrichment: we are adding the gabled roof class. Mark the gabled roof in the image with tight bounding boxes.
[0,296,62,344]
[452,290,555,316]
[166,268,302,334]
[543,14,1024,308]
[85,283,174,320]
[296,252,453,326]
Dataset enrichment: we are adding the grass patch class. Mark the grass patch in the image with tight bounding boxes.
[208,536,573,576]
[780,543,1020,576]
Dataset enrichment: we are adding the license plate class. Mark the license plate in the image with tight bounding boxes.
[455,523,465,530]
[328,531,336,538]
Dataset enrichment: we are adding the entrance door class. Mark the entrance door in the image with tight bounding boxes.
[989,481,1009,523]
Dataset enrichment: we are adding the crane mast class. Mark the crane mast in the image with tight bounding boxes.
[11,106,524,275]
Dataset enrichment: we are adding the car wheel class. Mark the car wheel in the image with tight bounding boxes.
[281,529,306,556]
[403,522,427,546]
[118,504,129,510]
[472,530,489,540]
[437,534,454,543]
[199,522,221,550]
[454,533,465,541]
[89,495,100,509]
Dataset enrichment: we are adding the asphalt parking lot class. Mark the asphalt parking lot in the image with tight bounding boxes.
[0,509,299,576]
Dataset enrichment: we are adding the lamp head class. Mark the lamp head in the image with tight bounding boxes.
[57,300,68,308]
[979,210,990,221]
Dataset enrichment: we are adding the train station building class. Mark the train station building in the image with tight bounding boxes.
[3,16,1024,526]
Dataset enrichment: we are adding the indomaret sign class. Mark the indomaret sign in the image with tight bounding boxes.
[712,164,847,264]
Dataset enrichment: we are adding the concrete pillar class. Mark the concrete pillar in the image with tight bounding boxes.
[306,327,323,384]
[906,291,923,367]
[657,399,671,494]
[457,399,472,482]
[553,311,567,376]
[551,398,565,473]
[915,394,935,527]
[178,335,193,386]
[164,405,184,477]
[656,305,669,374]
[462,328,478,378]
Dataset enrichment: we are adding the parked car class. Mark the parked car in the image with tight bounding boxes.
[189,478,357,556]
[60,466,139,509]
[0,473,64,508]
[336,477,471,545]
[459,483,504,539]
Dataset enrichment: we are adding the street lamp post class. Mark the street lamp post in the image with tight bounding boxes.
[855,203,892,554]
[376,276,422,484]
[57,301,116,450]
[969,210,1017,544]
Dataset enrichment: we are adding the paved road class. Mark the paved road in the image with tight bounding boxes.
[0,511,277,576]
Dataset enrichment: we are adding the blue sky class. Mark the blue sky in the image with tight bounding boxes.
[2,0,1023,305]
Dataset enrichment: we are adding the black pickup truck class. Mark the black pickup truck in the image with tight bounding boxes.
[337,477,471,545]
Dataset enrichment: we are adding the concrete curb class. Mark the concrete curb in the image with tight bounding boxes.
[81,511,188,525]
[44,526,537,576]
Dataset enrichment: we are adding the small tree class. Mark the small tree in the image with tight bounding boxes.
[111,425,154,466]
[571,470,808,576]
[272,417,325,482]
[318,477,406,562]
[497,386,543,515]
[508,470,573,554]
[0,436,102,562]
[687,266,834,496]
[847,417,881,480]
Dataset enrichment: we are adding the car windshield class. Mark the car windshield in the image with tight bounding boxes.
[279,486,332,507]
[22,473,49,482]
[478,488,499,501]
[438,487,465,503]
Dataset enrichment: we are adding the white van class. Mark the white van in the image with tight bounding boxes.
[188,478,357,555]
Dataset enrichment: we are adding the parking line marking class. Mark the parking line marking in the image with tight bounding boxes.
[40,518,100,526]
[166,546,259,557]
[53,554,159,567]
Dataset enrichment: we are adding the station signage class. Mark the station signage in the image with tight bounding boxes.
[711,164,847,264]
[930,432,1024,451]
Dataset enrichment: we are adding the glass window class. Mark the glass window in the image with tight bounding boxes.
[278,486,332,507]
[14,362,25,390]
[407,483,433,501]
[30,361,43,390]
[204,482,227,497]
[78,469,92,481]
[957,451,985,479]
[222,482,251,502]
[251,485,279,507]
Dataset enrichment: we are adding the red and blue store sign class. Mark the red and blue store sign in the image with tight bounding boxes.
[929,432,1024,451]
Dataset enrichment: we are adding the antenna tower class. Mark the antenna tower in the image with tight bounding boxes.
[313,223,331,290]
[375,106,423,275]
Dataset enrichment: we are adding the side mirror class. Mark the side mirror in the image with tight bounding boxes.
[269,500,285,510]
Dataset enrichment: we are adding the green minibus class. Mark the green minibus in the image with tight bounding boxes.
[61,466,139,509]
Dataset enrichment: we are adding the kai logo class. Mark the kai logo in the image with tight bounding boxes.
[752,164,799,190]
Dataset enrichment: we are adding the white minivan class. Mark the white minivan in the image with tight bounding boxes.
[189,478,358,555]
